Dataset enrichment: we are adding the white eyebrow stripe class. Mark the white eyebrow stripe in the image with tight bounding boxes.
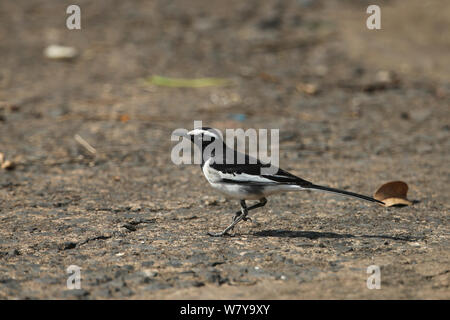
[188,129,219,139]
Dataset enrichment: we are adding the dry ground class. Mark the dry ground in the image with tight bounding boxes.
[0,0,449,299]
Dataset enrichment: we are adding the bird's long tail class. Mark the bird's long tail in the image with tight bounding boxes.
[305,184,384,205]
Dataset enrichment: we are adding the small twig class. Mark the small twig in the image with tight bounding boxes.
[74,134,97,155]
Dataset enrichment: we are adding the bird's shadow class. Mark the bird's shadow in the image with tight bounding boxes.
[253,230,421,242]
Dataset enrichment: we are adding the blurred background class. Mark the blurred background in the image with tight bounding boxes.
[0,0,449,299]
[0,0,449,161]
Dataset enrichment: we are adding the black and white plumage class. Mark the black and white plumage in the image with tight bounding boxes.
[176,127,383,236]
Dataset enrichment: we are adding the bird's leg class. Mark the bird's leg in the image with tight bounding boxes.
[208,200,248,237]
[208,198,267,237]
[232,200,249,223]
[232,197,267,223]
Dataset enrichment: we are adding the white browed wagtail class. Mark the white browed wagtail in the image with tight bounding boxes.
[175,127,383,237]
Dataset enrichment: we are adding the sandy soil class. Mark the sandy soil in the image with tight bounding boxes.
[0,0,449,299]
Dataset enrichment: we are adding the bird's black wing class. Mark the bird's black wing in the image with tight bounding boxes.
[210,160,313,187]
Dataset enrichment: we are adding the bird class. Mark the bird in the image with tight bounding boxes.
[174,127,384,237]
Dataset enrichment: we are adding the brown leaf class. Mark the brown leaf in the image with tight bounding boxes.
[374,181,412,207]
[296,83,319,95]
[119,114,130,123]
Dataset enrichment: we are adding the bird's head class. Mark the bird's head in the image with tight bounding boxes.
[187,127,222,146]
[173,126,223,151]
[186,127,222,147]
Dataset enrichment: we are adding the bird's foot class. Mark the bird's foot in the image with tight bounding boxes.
[232,213,252,223]
[207,230,233,237]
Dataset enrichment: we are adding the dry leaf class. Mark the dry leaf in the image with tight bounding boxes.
[374,181,412,207]
[259,72,279,83]
[119,114,130,123]
[296,83,319,95]
[147,75,232,87]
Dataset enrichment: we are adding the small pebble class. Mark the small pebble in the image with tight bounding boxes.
[1,160,15,170]
[44,45,78,60]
